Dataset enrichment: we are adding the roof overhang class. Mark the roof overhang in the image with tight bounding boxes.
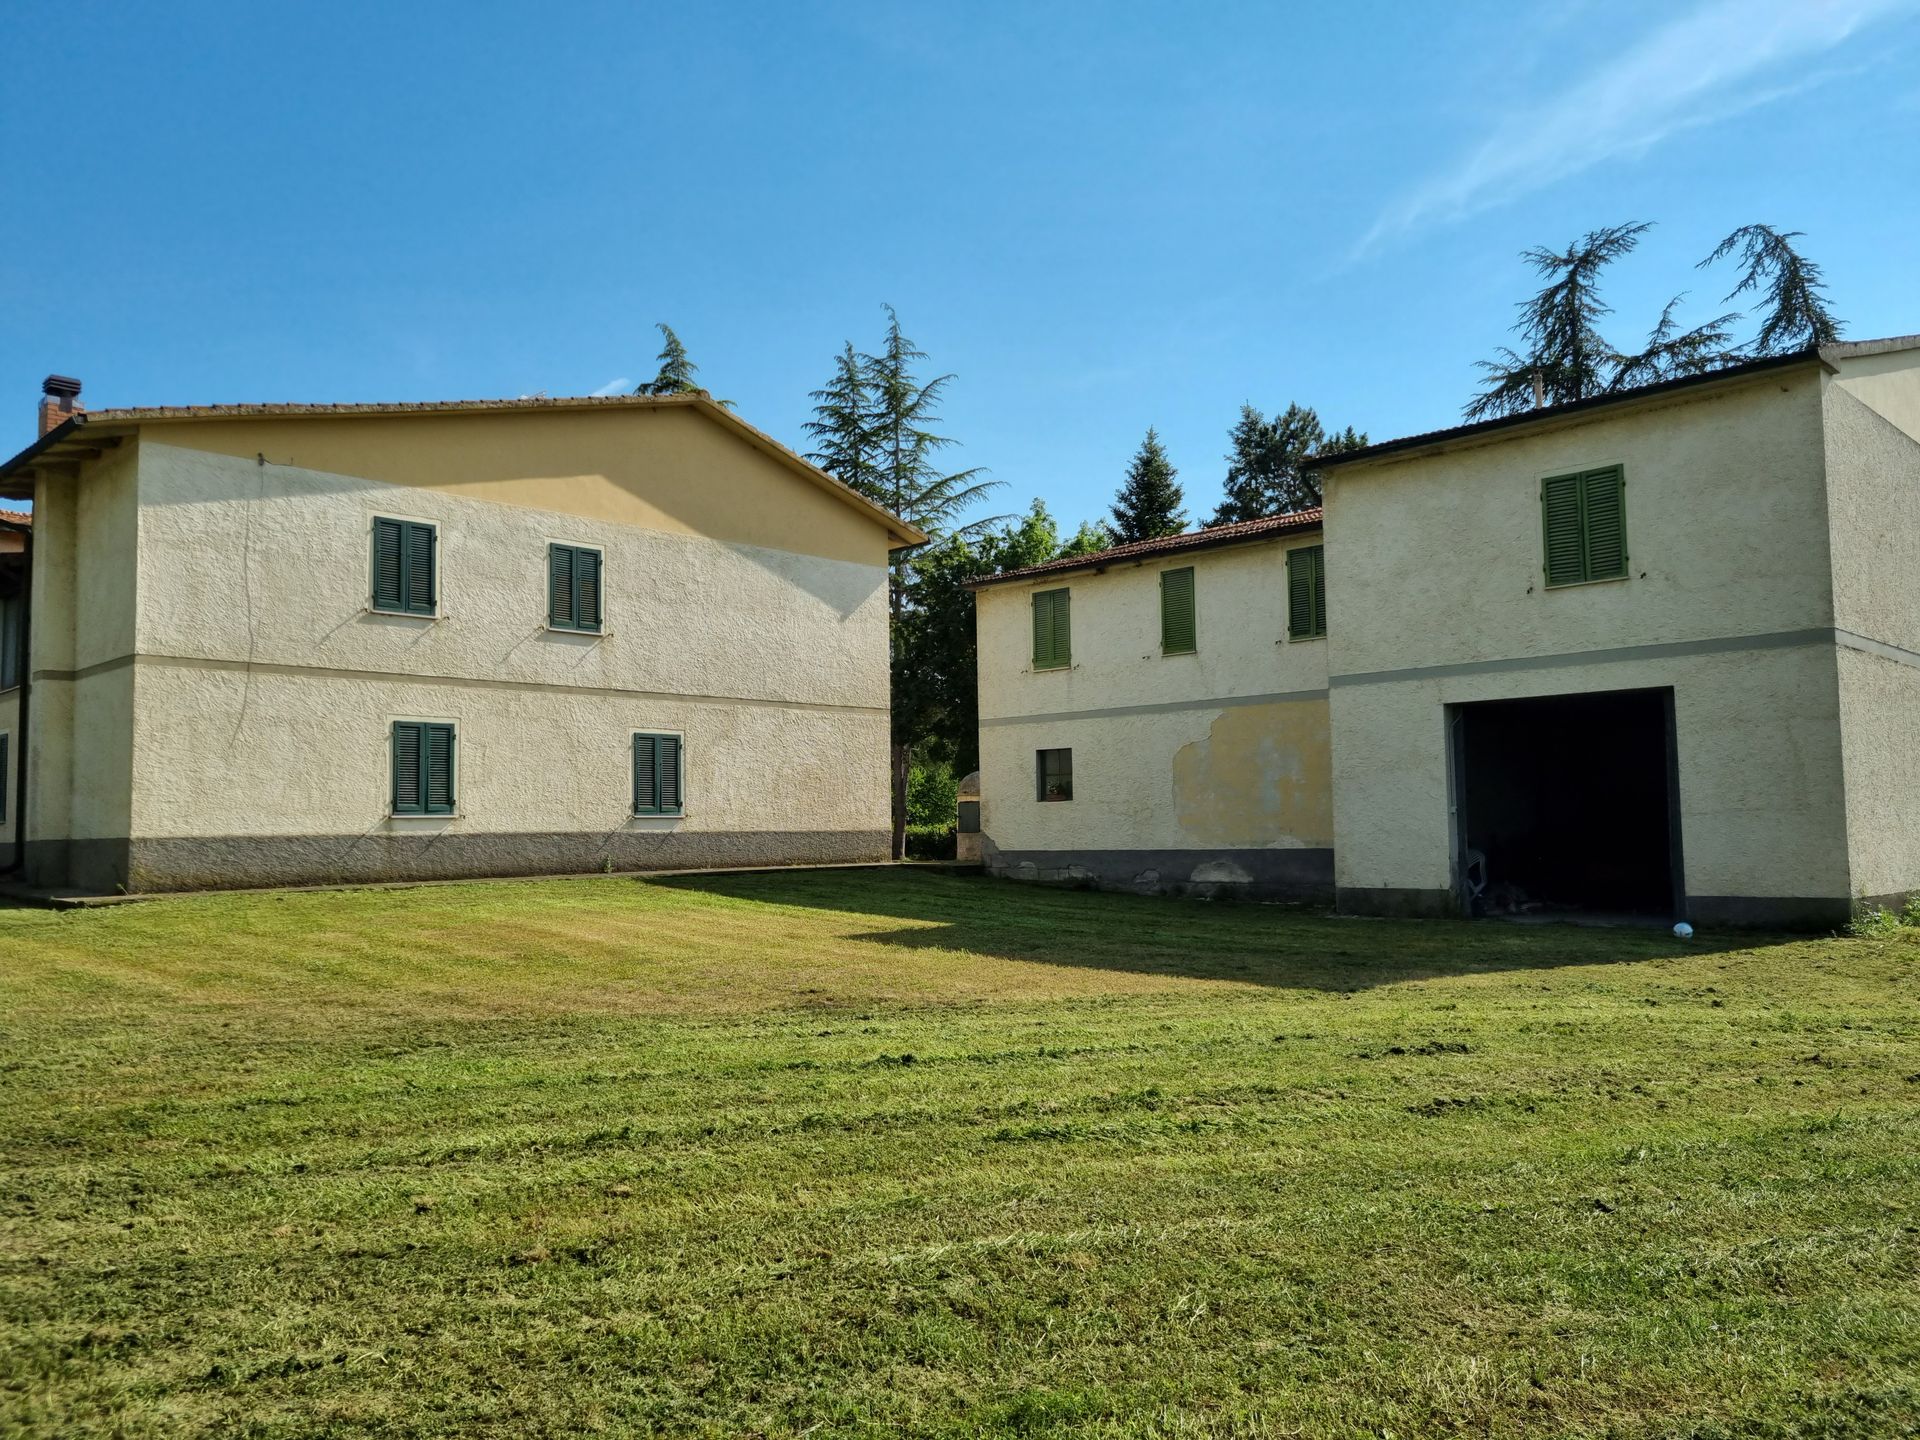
[969,511,1323,591]
[1315,347,1837,476]
[0,393,927,548]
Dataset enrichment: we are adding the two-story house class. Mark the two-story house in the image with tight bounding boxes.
[971,335,1920,928]
[0,380,922,893]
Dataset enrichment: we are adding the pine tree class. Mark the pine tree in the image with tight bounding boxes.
[637,323,701,397]
[1608,296,1742,391]
[1466,222,1649,419]
[858,305,1003,859]
[803,343,880,503]
[1699,225,1843,355]
[1108,428,1185,542]
[1212,403,1358,523]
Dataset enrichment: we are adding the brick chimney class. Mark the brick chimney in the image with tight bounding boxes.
[38,374,83,436]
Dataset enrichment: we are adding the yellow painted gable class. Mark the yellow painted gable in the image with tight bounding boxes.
[152,404,894,567]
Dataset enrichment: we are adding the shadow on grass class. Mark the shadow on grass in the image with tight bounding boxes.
[648,869,1783,993]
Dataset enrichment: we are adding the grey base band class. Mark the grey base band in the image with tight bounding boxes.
[29,830,890,895]
[1334,886,1461,919]
[984,845,1334,903]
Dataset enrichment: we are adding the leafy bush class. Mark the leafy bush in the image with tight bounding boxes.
[1847,893,1920,938]
[906,760,958,831]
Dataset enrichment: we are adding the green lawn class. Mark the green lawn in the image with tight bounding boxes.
[1,871,1916,1438]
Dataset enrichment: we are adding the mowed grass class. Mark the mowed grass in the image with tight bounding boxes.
[1,872,1917,1438]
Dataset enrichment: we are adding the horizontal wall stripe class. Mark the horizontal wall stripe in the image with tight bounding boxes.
[980,686,1329,728]
[1833,627,1920,672]
[1328,628,1837,688]
[34,651,885,717]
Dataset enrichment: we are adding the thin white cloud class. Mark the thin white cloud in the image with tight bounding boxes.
[588,377,632,398]
[1360,0,1917,254]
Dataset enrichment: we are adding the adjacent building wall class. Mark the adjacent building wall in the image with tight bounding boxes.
[112,430,892,889]
[974,535,1335,899]
[25,442,140,890]
[1326,367,1855,924]
[1823,365,1920,908]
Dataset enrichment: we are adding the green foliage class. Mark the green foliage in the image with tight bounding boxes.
[1847,893,1920,938]
[1467,222,1650,419]
[1468,221,1844,418]
[637,322,700,396]
[802,342,880,503]
[2,873,1917,1436]
[1213,403,1365,523]
[1108,427,1185,542]
[906,757,958,830]
[862,305,1005,547]
[1700,223,1844,355]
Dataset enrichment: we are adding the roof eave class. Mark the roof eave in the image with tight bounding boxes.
[1315,349,1829,476]
[969,516,1324,591]
[0,396,927,547]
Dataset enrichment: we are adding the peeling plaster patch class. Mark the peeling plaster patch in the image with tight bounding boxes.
[1189,859,1253,885]
[1173,701,1335,847]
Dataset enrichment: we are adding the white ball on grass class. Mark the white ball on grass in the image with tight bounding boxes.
[1672,922,1694,940]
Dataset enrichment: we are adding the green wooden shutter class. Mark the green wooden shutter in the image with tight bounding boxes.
[1580,467,1627,579]
[1160,567,1196,654]
[1542,467,1627,585]
[1287,545,1325,639]
[633,733,658,813]
[392,722,423,813]
[1032,589,1071,669]
[372,519,405,611]
[575,548,602,630]
[1541,473,1586,585]
[1310,546,1326,637]
[657,734,682,812]
[423,724,455,814]
[633,732,683,814]
[406,524,436,614]
[374,519,436,615]
[0,735,8,823]
[393,721,454,813]
[549,544,575,628]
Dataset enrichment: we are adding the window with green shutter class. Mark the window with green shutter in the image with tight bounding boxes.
[548,543,604,631]
[1541,466,1628,587]
[1286,544,1326,639]
[1031,588,1071,670]
[1160,566,1196,655]
[371,517,438,616]
[391,721,456,815]
[633,732,684,815]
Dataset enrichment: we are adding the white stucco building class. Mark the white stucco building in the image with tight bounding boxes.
[0,381,921,892]
[971,336,1920,928]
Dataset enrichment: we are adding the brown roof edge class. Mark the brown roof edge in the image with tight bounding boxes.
[1313,347,1829,474]
[0,394,927,549]
[970,508,1323,590]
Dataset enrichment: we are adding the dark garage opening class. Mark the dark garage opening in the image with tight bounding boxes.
[1454,688,1681,919]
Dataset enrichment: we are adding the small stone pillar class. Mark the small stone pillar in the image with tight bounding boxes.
[955,770,982,864]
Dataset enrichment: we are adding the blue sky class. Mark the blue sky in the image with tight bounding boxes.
[3,0,1917,529]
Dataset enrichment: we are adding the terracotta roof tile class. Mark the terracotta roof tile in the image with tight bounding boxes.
[976,508,1322,588]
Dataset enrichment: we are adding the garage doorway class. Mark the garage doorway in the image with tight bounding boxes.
[1451,688,1683,920]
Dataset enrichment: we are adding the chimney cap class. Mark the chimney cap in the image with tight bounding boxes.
[42,375,82,400]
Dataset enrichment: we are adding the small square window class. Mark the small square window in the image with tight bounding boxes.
[1036,748,1073,802]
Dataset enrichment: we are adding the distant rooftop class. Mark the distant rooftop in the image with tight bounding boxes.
[974,508,1323,589]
